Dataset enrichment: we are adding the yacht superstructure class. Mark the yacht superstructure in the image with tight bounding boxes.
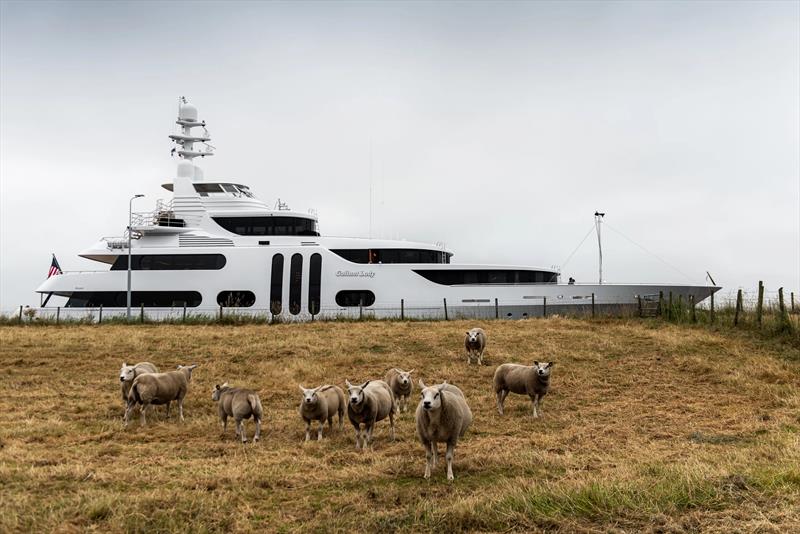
[36,98,720,319]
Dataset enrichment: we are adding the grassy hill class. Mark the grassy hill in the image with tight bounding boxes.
[1,319,798,532]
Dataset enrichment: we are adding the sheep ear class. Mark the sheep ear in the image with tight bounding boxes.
[360,380,370,389]
[122,362,127,367]
[189,364,198,369]
[176,365,182,369]
[215,384,220,390]
[418,379,426,389]
[298,384,306,392]
[465,331,470,336]
[221,382,228,388]
[345,380,352,388]
[393,368,402,374]
[408,369,415,374]
[547,362,554,368]
[533,361,539,366]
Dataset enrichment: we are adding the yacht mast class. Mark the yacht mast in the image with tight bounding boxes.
[594,211,605,284]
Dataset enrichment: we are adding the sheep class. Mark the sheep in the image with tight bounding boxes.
[384,368,415,413]
[345,379,395,450]
[124,364,198,426]
[119,362,159,408]
[464,328,487,365]
[493,361,554,417]
[415,380,473,481]
[212,383,263,443]
[298,384,345,441]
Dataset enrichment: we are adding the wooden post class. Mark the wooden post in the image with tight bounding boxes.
[677,294,683,321]
[494,298,499,319]
[56,307,60,325]
[543,297,547,318]
[592,293,596,318]
[140,303,144,323]
[756,280,764,326]
[778,287,788,323]
[734,289,743,326]
[659,291,664,317]
[98,305,103,324]
[400,299,405,321]
[443,298,448,321]
[792,291,796,313]
[183,303,187,323]
[710,292,715,323]
[690,294,696,323]
[359,299,363,320]
[668,291,673,321]
[637,295,642,318]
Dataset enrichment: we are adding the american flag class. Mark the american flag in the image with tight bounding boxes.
[47,254,62,278]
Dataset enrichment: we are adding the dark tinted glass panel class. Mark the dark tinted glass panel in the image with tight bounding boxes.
[194,183,224,196]
[270,254,284,314]
[413,270,558,285]
[308,253,322,315]
[289,253,303,315]
[111,254,226,271]
[335,290,376,307]
[216,291,256,307]
[213,216,319,236]
[64,291,202,307]
[331,249,448,264]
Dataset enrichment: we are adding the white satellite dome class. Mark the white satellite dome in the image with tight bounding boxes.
[178,102,198,122]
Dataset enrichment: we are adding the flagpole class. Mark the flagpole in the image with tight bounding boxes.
[127,195,144,321]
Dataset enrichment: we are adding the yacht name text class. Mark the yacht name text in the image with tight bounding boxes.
[336,270,376,278]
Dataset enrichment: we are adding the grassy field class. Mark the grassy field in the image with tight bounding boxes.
[0,319,798,533]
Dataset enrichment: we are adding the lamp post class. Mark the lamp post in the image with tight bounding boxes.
[127,194,145,321]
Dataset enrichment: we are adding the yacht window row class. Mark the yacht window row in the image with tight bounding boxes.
[413,269,558,285]
[213,216,319,237]
[331,249,452,264]
[111,254,227,270]
[65,291,203,308]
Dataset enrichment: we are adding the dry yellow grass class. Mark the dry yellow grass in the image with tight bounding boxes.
[0,318,798,533]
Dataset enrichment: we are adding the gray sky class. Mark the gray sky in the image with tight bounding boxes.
[1,0,798,309]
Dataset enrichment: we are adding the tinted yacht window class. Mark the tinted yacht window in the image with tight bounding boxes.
[111,254,226,270]
[289,253,303,315]
[270,254,284,314]
[331,249,450,264]
[213,217,319,236]
[335,291,375,307]
[217,291,256,307]
[413,270,558,285]
[308,253,322,315]
[65,291,202,307]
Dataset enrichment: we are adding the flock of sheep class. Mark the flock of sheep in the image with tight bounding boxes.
[118,327,555,481]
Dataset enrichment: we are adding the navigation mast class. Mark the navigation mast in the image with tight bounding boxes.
[594,211,605,284]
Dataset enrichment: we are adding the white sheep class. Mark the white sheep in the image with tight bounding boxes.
[493,361,554,417]
[298,384,345,441]
[119,362,158,409]
[345,379,395,450]
[464,328,487,365]
[384,368,415,413]
[212,383,264,443]
[415,380,473,481]
[124,364,198,426]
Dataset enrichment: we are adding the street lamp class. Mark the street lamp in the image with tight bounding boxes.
[127,194,145,321]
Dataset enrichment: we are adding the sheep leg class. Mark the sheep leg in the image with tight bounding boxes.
[338,411,344,431]
[237,419,247,443]
[466,350,472,365]
[253,417,261,442]
[531,394,539,418]
[389,411,396,441]
[424,441,433,479]
[496,390,506,415]
[537,396,544,417]
[353,424,362,450]
[139,402,149,426]
[478,349,484,366]
[178,399,185,422]
[317,422,324,441]
[304,419,311,441]
[445,442,456,481]
[327,416,334,430]
[165,401,171,419]
[221,414,229,434]
[431,441,438,467]
[123,401,135,427]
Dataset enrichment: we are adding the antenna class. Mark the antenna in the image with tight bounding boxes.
[594,211,605,284]
[369,139,373,239]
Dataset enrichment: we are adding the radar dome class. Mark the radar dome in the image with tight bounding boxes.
[179,103,198,122]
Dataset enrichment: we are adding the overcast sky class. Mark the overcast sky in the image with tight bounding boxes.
[1,0,798,309]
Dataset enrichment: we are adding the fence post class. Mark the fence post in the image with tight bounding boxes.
[18,305,23,323]
[710,292,715,323]
[401,299,405,321]
[443,298,448,321]
[359,300,363,320]
[140,304,144,323]
[756,280,764,326]
[99,304,103,324]
[734,289,743,326]
[668,291,673,321]
[792,291,796,313]
[677,294,683,322]
[494,298,499,319]
[543,297,547,318]
[592,293,596,318]
[637,295,641,318]
[690,294,696,323]
[219,305,223,322]
[658,291,664,317]
[56,307,60,325]
[778,287,787,318]
[183,303,187,323]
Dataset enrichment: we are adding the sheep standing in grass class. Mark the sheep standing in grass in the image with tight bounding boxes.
[493,361,554,417]
[124,364,198,426]
[212,383,263,443]
[415,380,473,481]
[345,380,395,450]
[384,368,415,413]
[119,362,159,409]
[298,384,345,441]
[464,328,487,365]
